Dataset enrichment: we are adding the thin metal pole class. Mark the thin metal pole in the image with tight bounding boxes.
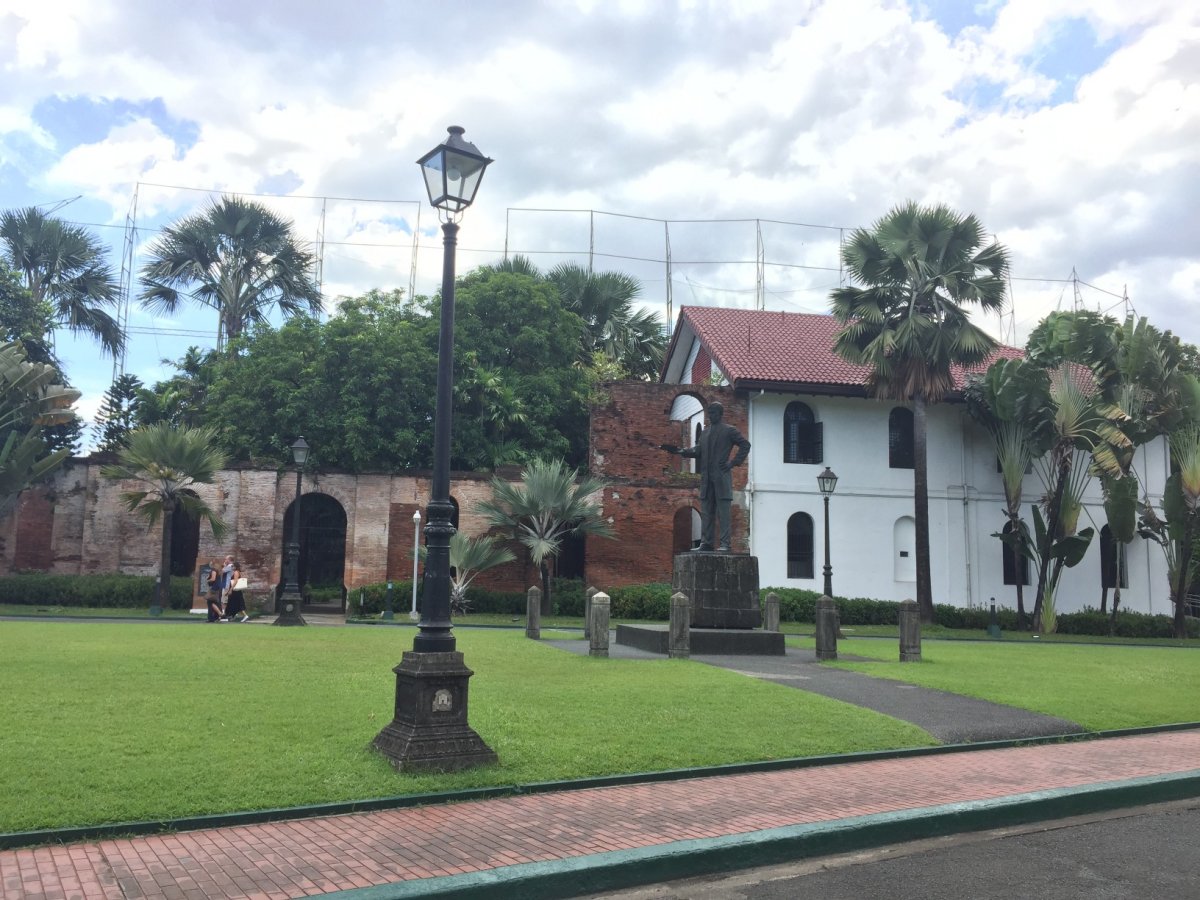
[413,221,459,653]
[411,511,420,620]
[823,493,833,597]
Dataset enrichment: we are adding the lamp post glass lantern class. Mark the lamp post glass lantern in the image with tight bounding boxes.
[818,467,838,598]
[372,127,497,772]
[275,437,309,626]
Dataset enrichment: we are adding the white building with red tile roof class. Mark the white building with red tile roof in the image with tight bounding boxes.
[658,306,1174,616]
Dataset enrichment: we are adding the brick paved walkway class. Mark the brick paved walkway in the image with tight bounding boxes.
[5,729,1200,899]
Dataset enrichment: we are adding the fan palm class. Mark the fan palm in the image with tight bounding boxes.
[101,424,228,613]
[419,532,515,615]
[547,262,665,380]
[0,341,81,515]
[139,196,322,351]
[475,458,614,614]
[0,207,124,357]
[831,202,1009,621]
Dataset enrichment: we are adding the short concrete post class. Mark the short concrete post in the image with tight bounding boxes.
[815,595,838,661]
[525,586,541,640]
[986,596,1002,639]
[589,592,610,657]
[763,592,780,633]
[584,585,598,639]
[899,598,921,662]
[669,591,690,658]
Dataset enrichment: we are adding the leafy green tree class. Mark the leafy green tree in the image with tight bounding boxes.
[0,262,57,366]
[139,196,322,352]
[94,374,146,453]
[203,289,438,471]
[100,424,228,612]
[451,270,590,470]
[0,341,81,515]
[831,202,1009,622]
[0,207,124,358]
[476,458,614,614]
[139,347,219,429]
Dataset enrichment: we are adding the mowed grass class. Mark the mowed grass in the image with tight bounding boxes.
[0,622,932,833]
[829,638,1200,731]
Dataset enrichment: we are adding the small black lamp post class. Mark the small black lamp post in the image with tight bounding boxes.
[817,466,838,598]
[373,127,496,772]
[275,436,309,626]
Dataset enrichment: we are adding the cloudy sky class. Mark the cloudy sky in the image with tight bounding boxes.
[2,0,1197,439]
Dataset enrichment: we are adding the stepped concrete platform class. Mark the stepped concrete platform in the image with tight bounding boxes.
[616,623,785,656]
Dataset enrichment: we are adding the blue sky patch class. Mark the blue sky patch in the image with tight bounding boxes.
[919,0,997,37]
[30,96,200,154]
[257,170,304,195]
[1028,16,1115,104]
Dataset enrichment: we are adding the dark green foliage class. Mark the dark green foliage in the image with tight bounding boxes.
[94,374,145,452]
[551,578,586,615]
[608,583,674,619]
[1055,608,1200,639]
[0,573,194,609]
[347,580,526,617]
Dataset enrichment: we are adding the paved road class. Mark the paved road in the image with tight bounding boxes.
[589,800,1200,899]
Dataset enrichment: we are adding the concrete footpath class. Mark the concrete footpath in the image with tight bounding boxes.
[4,728,1200,900]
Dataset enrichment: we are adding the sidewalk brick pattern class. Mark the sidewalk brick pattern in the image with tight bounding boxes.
[4,730,1199,899]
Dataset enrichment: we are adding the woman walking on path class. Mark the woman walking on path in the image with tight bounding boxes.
[206,558,225,622]
[225,561,250,622]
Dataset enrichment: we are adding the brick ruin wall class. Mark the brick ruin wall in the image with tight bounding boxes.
[0,382,748,596]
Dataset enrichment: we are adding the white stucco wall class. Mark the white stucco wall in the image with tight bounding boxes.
[745,391,1174,615]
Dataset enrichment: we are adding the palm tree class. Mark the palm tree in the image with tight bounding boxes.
[420,532,515,615]
[547,262,666,380]
[831,202,1010,622]
[100,424,228,613]
[139,196,322,352]
[0,207,124,357]
[476,458,614,615]
[0,341,81,516]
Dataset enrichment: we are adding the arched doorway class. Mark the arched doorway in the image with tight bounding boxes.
[169,490,201,576]
[282,492,347,610]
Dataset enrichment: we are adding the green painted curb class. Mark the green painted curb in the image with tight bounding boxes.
[2,722,1197,851]
[316,770,1200,899]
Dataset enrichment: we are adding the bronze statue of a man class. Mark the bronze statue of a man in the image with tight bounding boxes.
[662,401,751,552]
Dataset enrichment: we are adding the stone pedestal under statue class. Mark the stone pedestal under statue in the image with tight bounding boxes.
[616,552,783,656]
[372,651,497,772]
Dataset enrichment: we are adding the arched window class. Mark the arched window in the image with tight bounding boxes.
[784,402,823,465]
[894,516,916,581]
[889,407,914,469]
[787,512,814,579]
[1002,520,1029,586]
[1100,525,1127,589]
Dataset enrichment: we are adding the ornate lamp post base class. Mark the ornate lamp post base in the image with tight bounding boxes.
[274,589,307,626]
[372,651,496,772]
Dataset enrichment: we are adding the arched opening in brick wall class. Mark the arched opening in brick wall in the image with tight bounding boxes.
[169,490,201,576]
[282,492,347,595]
[672,506,701,554]
[669,392,706,474]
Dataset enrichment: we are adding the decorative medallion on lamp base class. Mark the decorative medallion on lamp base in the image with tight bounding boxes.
[372,651,497,772]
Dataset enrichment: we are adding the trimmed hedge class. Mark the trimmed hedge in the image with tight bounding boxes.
[0,573,194,609]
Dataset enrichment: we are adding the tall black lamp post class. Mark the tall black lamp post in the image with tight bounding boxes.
[275,436,309,626]
[818,466,838,598]
[373,127,497,772]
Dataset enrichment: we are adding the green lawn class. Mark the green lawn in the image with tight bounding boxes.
[0,603,200,619]
[828,638,1200,731]
[0,621,931,834]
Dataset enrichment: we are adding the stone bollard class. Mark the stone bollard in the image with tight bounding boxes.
[589,592,611,657]
[899,599,922,662]
[763,592,780,633]
[669,591,691,658]
[526,586,542,640]
[584,585,598,639]
[815,595,838,660]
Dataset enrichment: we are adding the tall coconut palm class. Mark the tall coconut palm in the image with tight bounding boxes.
[0,341,81,515]
[476,458,614,615]
[831,202,1009,622]
[0,207,124,357]
[139,196,322,352]
[101,424,228,613]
